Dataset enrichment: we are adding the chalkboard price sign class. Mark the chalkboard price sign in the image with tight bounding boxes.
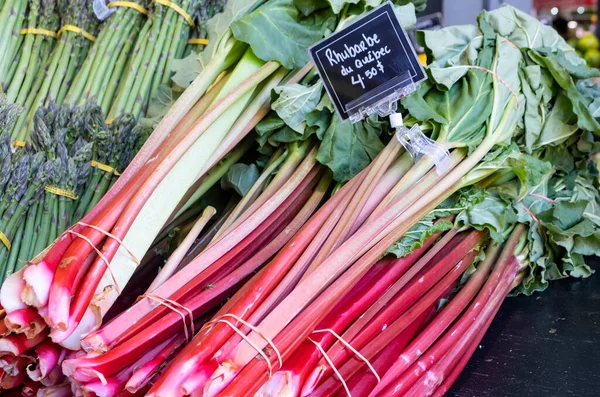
[309,2,426,121]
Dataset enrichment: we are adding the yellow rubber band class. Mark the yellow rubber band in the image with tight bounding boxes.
[188,38,209,45]
[91,160,121,176]
[154,0,195,27]
[57,25,96,42]
[108,1,149,15]
[106,118,114,125]
[11,141,26,148]
[0,232,11,251]
[45,185,78,200]
[20,28,58,39]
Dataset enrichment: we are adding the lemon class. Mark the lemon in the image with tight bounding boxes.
[585,49,600,68]
[578,34,600,52]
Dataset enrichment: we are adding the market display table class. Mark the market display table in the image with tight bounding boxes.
[451,262,600,397]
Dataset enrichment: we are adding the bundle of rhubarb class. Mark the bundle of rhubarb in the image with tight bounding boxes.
[72,5,600,396]
[2,1,600,396]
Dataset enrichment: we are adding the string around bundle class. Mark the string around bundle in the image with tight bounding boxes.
[202,313,283,378]
[308,338,352,397]
[91,160,121,176]
[312,328,381,382]
[108,1,149,15]
[143,293,194,341]
[11,140,26,148]
[154,0,195,27]
[76,221,139,265]
[57,25,97,42]
[188,37,209,45]
[44,185,78,200]
[19,28,58,39]
[0,231,11,250]
[66,229,120,293]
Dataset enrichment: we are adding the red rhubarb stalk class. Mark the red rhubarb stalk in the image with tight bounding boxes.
[308,249,480,397]
[145,173,354,396]
[373,226,525,396]
[370,242,501,395]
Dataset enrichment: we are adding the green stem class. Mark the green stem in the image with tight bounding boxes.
[4,219,25,282]
[17,201,39,264]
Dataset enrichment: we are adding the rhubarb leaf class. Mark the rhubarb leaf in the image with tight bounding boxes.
[456,194,517,242]
[386,214,453,258]
[172,0,256,87]
[272,81,323,133]
[231,0,335,69]
[316,114,386,182]
[417,25,483,70]
[221,163,261,196]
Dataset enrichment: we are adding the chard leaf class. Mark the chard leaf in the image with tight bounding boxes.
[231,0,334,69]
[316,114,385,182]
[221,163,261,196]
[272,81,323,133]
[386,215,453,258]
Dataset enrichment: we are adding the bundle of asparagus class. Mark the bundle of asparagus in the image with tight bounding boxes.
[11,0,100,142]
[4,0,60,111]
[0,0,28,89]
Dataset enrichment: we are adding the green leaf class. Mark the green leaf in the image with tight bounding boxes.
[393,3,416,31]
[141,85,179,129]
[456,194,517,242]
[172,0,257,87]
[481,5,582,56]
[529,50,600,134]
[272,81,323,133]
[397,0,426,13]
[536,92,578,148]
[231,0,334,69]
[221,163,261,196]
[386,215,453,258]
[426,70,494,149]
[256,113,285,136]
[316,114,385,182]
[268,125,305,144]
[417,25,483,69]
[520,65,544,152]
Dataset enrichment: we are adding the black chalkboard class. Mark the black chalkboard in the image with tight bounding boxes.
[309,2,426,121]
